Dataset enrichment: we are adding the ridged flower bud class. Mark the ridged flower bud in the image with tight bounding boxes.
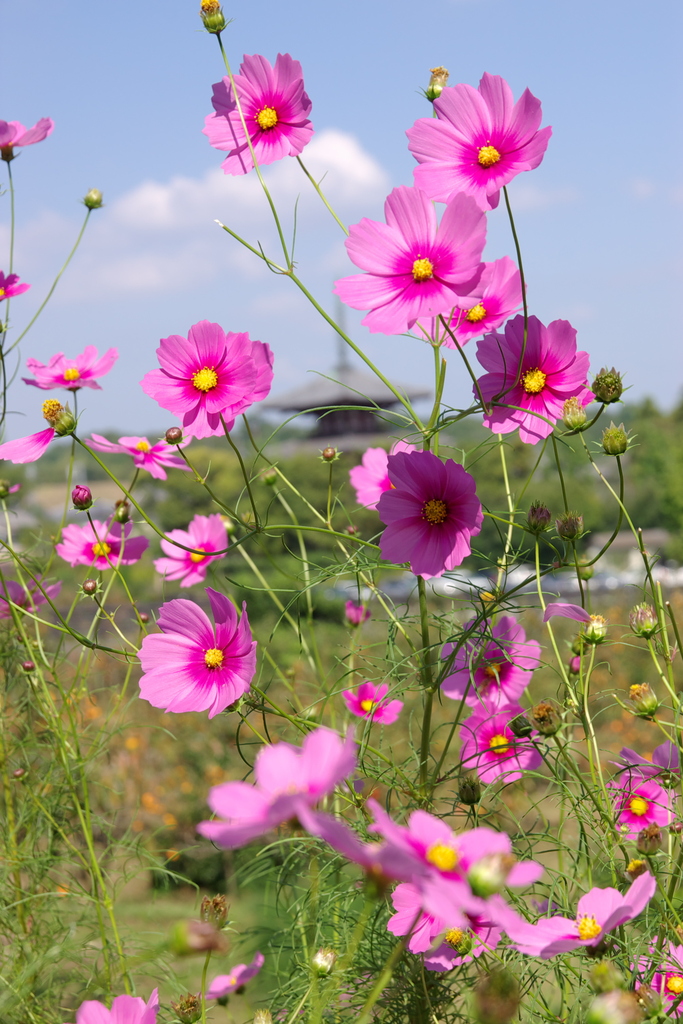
[562,396,587,430]
[474,969,520,1024]
[586,991,644,1024]
[199,0,227,32]
[468,854,517,898]
[628,683,658,718]
[635,985,662,1019]
[260,468,277,486]
[508,713,533,739]
[71,485,93,510]
[530,701,561,736]
[593,368,624,405]
[426,66,449,101]
[629,603,658,639]
[170,994,202,1024]
[113,499,130,524]
[555,511,584,541]
[568,655,582,675]
[582,614,608,645]
[444,927,474,956]
[458,775,481,805]
[589,960,626,993]
[312,947,337,975]
[200,894,228,927]
[83,188,103,209]
[169,919,227,956]
[526,501,551,534]
[253,1013,273,1024]
[320,446,340,463]
[82,578,99,596]
[602,423,629,456]
[42,399,75,435]
[165,426,184,444]
[636,824,662,856]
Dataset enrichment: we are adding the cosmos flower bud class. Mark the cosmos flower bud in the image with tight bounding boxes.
[589,960,626,993]
[555,511,583,541]
[320,446,340,463]
[444,926,474,956]
[426,65,450,101]
[260,468,278,486]
[71,485,93,510]
[113,499,131,524]
[22,660,35,673]
[311,947,337,975]
[530,701,561,736]
[345,601,371,627]
[474,969,521,1024]
[139,612,149,623]
[83,188,103,209]
[468,853,517,898]
[12,767,26,778]
[508,713,533,739]
[592,368,624,405]
[586,991,644,1024]
[458,774,481,805]
[582,615,608,645]
[165,426,184,444]
[635,985,662,1019]
[169,919,228,956]
[562,396,587,430]
[625,858,647,881]
[42,399,75,435]
[82,578,99,596]
[577,560,594,581]
[170,994,202,1024]
[0,479,19,499]
[526,501,551,533]
[221,516,238,536]
[636,824,662,856]
[254,1013,273,1024]
[199,0,227,32]
[200,894,228,927]
[568,655,582,675]
[601,423,629,456]
[628,683,658,718]
[629,603,658,639]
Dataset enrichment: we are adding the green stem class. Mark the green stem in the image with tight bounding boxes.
[296,156,348,234]
[200,949,212,1024]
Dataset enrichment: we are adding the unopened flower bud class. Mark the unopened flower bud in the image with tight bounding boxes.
[170,993,202,1024]
[555,511,584,541]
[82,578,99,596]
[582,614,608,645]
[586,991,644,1024]
[165,426,184,444]
[253,1013,273,1024]
[139,612,149,623]
[345,524,359,536]
[629,604,658,639]
[602,423,629,456]
[345,601,370,627]
[312,947,337,975]
[458,775,481,805]
[671,822,683,835]
[22,660,35,673]
[0,479,18,499]
[568,655,582,675]
[593,368,624,405]
[220,516,237,536]
[12,767,26,779]
[625,858,647,880]
[260,468,278,486]
[42,399,75,435]
[530,701,561,736]
[200,894,228,928]
[474,969,521,1024]
[426,65,449,101]
[563,396,587,430]
[468,854,517,898]
[199,0,227,32]
[444,926,474,956]
[589,960,626,993]
[635,984,661,1019]
[169,919,227,956]
[629,683,658,718]
[577,560,594,581]
[113,499,130,524]
[320,446,339,463]
[83,188,103,210]
[636,824,662,856]
[526,501,551,533]
[508,713,533,739]
[72,485,93,510]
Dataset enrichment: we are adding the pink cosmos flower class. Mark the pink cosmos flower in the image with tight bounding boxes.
[345,600,371,627]
[543,602,591,623]
[0,578,61,619]
[24,346,118,391]
[207,952,265,999]
[67,988,158,1024]
[441,615,540,710]
[475,315,594,445]
[197,728,356,847]
[377,449,483,580]
[349,440,415,510]
[407,73,551,210]
[154,513,228,587]
[437,258,523,348]
[56,519,149,570]
[87,434,190,480]
[496,872,656,959]
[0,271,30,301]
[203,53,313,175]
[610,777,673,837]
[138,587,256,718]
[334,186,486,335]
[0,399,76,464]
[650,943,683,1014]
[618,741,680,782]
[459,704,542,783]
[342,681,403,724]
[0,118,54,161]
[425,916,502,972]
[140,320,274,439]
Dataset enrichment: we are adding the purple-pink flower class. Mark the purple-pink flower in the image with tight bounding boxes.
[377,449,483,579]
[334,186,486,335]
[0,400,75,464]
[407,73,551,210]
[56,519,148,570]
[441,615,540,710]
[0,578,61,619]
[87,434,190,480]
[618,741,680,782]
[0,118,54,161]
[650,943,683,1014]
[475,315,594,444]
[154,513,228,588]
[140,320,273,439]
[459,704,542,783]
[197,728,356,847]
[345,600,371,627]
[24,346,118,391]
[342,681,403,724]
[542,602,591,624]
[610,777,673,837]
[203,53,313,175]
[437,257,523,347]
[0,271,30,301]
[207,952,265,998]
[66,988,158,1024]
[138,587,256,718]
[349,440,415,510]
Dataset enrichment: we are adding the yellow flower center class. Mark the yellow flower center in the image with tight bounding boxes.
[483,662,503,680]
[489,733,510,755]
[629,796,650,816]
[0,288,5,298]
[426,842,459,872]
[522,368,547,394]
[42,399,64,424]
[667,976,683,995]
[444,928,464,949]
[192,366,219,392]
[256,106,278,130]
[422,498,448,525]
[627,858,645,875]
[201,0,221,10]
[412,257,434,282]
[204,648,224,669]
[576,915,602,941]
[64,367,81,381]
[478,144,501,168]
[360,698,375,713]
[92,542,112,558]
[135,441,151,452]
[190,548,207,564]
[465,302,487,323]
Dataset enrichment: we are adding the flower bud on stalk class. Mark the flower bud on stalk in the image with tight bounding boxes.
[444,927,474,955]
[636,824,662,855]
[22,660,35,673]
[635,985,662,1019]
[589,960,626,993]
[577,559,594,581]
[169,919,227,956]
[425,65,449,101]
[42,399,75,435]
[526,501,551,533]
[113,499,130,524]
[568,655,582,675]
[0,479,19,499]
[628,683,658,718]
[629,603,658,639]
[165,426,183,444]
[555,511,584,541]
[71,485,93,510]
[593,367,624,404]
[586,991,644,1024]
[311,947,337,975]
[509,714,533,739]
[468,854,517,898]
[582,614,608,645]
[253,1013,273,1024]
[12,767,26,779]
[474,969,521,1024]
[170,994,202,1024]
[83,188,103,209]
[320,446,340,463]
[199,0,227,32]
[602,423,629,456]
[458,774,481,805]
[530,701,561,736]
[200,894,228,927]
[82,578,99,596]
[260,468,277,486]
[562,396,587,430]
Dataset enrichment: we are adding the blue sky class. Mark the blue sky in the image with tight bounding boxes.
[2,0,681,439]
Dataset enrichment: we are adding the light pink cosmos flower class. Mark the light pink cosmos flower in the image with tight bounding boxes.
[0,578,61,619]
[24,345,118,392]
[649,943,683,1015]
[407,73,552,210]
[204,53,313,175]
[140,320,274,439]
[437,257,523,347]
[207,952,265,998]
[543,602,591,623]
[0,118,54,161]
[0,271,30,301]
[334,186,486,335]
[349,440,415,510]
[56,519,149,570]
[345,600,371,627]
[0,399,76,464]
[66,988,158,1024]
[87,434,190,480]
[154,513,228,588]
[496,872,656,959]
[610,777,673,837]
[342,681,403,724]
[459,704,542,783]
[197,728,356,847]
[377,449,483,580]
[475,315,594,445]
[138,587,256,718]
[441,615,541,710]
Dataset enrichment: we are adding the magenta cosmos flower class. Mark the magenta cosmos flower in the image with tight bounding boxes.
[345,600,371,627]
[207,952,264,999]
[154,513,228,588]
[441,614,541,710]
[0,399,75,465]
[24,345,118,391]
[334,186,486,335]
[610,777,673,837]
[496,872,656,959]
[618,741,680,782]
[0,271,30,301]
[140,320,273,439]
[0,578,61,619]
[475,315,594,445]
[342,681,403,724]
[67,988,158,1024]
[56,519,149,570]
[0,118,53,161]
[197,728,356,847]
[407,73,552,210]
[459,704,542,783]
[203,53,313,175]
[138,587,256,718]
[87,434,190,480]
[349,439,415,509]
[377,449,483,579]
[437,257,522,348]
[650,943,683,1014]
